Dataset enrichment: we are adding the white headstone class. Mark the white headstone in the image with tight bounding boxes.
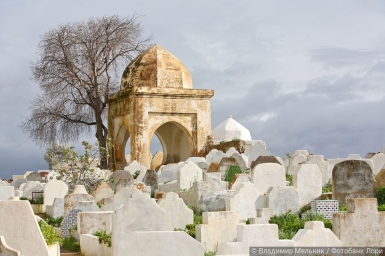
[306,155,330,186]
[177,161,203,190]
[78,211,113,236]
[44,179,68,209]
[347,154,362,160]
[217,224,295,255]
[251,163,286,195]
[266,187,299,214]
[226,182,260,220]
[206,149,226,165]
[231,152,248,172]
[287,154,307,175]
[226,147,238,157]
[371,153,385,175]
[0,185,14,200]
[46,198,64,218]
[293,221,342,246]
[124,160,147,181]
[196,211,239,252]
[333,198,385,246]
[23,181,43,200]
[157,192,193,230]
[0,236,21,255]
[115,231,204,256]
[92,182,113,204]
[0,201,49,256]
[293,150,309,157]
[244,140,270,166]
[64,186,94,216]
[113,193,171,249]
[158,162,184,183]
[293,164,322,207]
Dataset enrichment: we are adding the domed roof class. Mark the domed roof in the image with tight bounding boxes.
[121,44,193,90]
[212,116,252,141]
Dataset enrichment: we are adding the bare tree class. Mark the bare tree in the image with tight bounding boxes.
[21,15,151,168]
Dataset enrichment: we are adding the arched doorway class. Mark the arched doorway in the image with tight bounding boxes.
[151,122,192,164]
[114,124,130,170]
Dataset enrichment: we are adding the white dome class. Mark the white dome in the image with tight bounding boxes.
[212,117,252,141]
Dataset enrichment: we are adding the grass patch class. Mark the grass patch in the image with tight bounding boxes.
[93,230,111,247]
[62,236,80,252]
[44,214,63,227]
[269,210,332,239]
[286,174,293,186]
[322,182,332,193]
[38,220,62,245]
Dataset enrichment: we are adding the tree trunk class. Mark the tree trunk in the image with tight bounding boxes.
[95,111,108,169]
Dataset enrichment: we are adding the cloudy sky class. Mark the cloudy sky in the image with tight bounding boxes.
[1,1,384,178]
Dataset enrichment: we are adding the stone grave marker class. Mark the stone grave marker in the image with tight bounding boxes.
[0,200,49,256]
[371,153,385,175]
[266,186,299,214]
[230,173,250,190]
[251,163,286,195]
[206,162,219,173]
[26,172,43,182]
[64,185,94,216]
[250,155,281,170]
[143,169,158,195]
[307,155,330,186]
[224,165,242,182]
[124,160,147,181]
[157,192,193,230]
[0,236,20,255]
[10,179,27,190]
[333,198,385,246]
[0,186,14,200]
[177,161,202,190]
[293,163,322,207]
[108,170,133,192]
[112,193,171,249]
[206,149,226,165]
[115,231,204,256]
[158,162,184,183]
[293,221,342,246]
[196,211,239,252]
[78,211,113,236]
[250,208,274,224]
[43,179,68,211]
[46,198,64,218]
[374,168,385,192]
[216,224,295,255]
[225,182,260,220]
[230,152,248,172]
[216,157,240,178]
[287,154,307,175]
[92,181,113,204]
[332,160,374,204]
[22,181,43,200]
[244,140,270,166]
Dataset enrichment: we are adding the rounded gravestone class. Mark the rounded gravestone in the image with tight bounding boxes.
[374,168,385,192]
[26,172,43,182]
[10,179,27,190]
[143,169,158,195]
[250,155,281,170]
[108,170,133,192]
[332,160,374,204]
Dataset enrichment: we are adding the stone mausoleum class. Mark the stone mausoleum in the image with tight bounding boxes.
[108,45,214,170]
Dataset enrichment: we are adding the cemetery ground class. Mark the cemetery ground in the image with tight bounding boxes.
[1,148,385,256]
